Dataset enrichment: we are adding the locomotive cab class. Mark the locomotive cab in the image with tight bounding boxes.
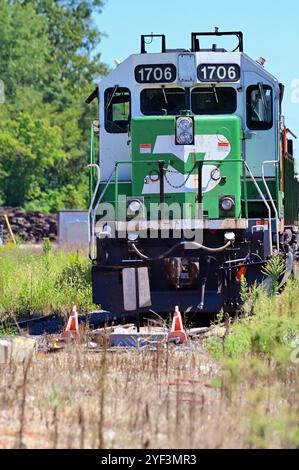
[87,30,298,316]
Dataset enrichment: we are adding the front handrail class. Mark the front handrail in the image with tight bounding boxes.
[245,161,273,256]
[89,157,276,260]
[89,157,246,260]
[89,122,96,201]
[88,167,115,260]
[262,161,280,252]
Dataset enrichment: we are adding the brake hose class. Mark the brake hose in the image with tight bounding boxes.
[131,240,232,262]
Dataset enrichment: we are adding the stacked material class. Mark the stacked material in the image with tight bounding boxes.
[0,207,57,243]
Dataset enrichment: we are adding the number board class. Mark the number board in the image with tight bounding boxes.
[135,64,177,84]
[198,64,240,82]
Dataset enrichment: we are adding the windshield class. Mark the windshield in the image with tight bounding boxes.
[140,87,237,116]
[141,88,186,115]
[191,87,237,114]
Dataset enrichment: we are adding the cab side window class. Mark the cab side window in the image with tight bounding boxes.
[247,84,273,130]
[105,87,131,133]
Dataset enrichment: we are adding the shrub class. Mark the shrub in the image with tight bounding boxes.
[207,278,299,363]
[0,246,97,319]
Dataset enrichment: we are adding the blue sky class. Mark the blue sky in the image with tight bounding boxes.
[95,0,299,165]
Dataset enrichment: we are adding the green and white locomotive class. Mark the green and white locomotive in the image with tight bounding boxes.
[87,30,298,316]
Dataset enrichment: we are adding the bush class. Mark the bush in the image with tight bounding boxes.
[206,278,299,363]
[0,245,97,319]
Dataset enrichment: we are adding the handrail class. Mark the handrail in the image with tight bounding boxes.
[191,30,244,53]
[117,159,243,165]
[245,161,273,256]
[88,163,100,183]
[89,157,248,260]
[87,163,101,255]
[89,122,95,201]
[262,161,280,252]
[88,167,115,261]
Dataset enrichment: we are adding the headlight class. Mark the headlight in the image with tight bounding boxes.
[177,117,193,131]
[97,223,112,239]
[127,232,139,242]
[176,116,194,145]
[224,232,236,242]
[177,131,194,145]
[220,196,235,212]
[129,200,141,212]
[128,199,141,214]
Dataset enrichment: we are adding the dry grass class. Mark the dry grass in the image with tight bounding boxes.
[0,250,298,449]
[0,341,298,449]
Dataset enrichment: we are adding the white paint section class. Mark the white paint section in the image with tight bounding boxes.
[142,165,221,194]
[152,134,230,163]
[142,134,231,194]
[142,165,193,194]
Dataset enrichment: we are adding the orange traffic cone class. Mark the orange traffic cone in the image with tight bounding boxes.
[60,305,79,339]
[168,306,188,344]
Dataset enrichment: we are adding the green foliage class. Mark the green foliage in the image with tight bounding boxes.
[47,385,60,409]
[262,253,286,295]
[0,0,108,211]
[210,377,222,389]
[205,281,299,449]
[205,335,223,360]
[207,279,299,363]
[206,321,252,360]
[42,238,52,257]
[0,246,97,318]
[223,322,252,357]
[239,274,249,304]
[207,260,295,362]
[0,324,16,336]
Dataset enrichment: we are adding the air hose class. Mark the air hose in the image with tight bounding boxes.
[131,240,232,262]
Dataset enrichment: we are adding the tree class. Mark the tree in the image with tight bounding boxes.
[0,0,108,211]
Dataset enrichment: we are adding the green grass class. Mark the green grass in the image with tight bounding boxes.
[0,244,97,319]
[0,324,17,336]
[205,276,299,448]
[0,245,298,448]
[206,278,299,362]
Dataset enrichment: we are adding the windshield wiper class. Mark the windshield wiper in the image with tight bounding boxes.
[258,82,268,111]
[106,84,119,111]
[212,85,219,104]
[162,86,168,105]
